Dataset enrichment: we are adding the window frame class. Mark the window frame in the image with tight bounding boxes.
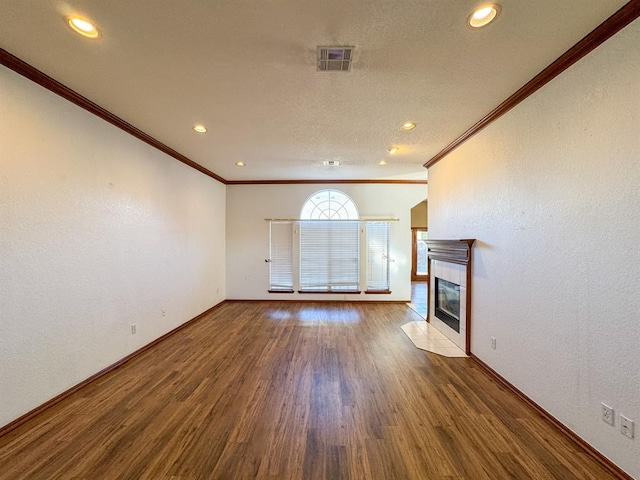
[267,189,393,295]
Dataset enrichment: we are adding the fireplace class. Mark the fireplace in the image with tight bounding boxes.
[434,278,460,332]
[426,239,475,354]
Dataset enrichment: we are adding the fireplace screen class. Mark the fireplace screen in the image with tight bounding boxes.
[435,278,460,332]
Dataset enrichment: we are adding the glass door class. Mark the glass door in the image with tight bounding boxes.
[411,229,428,281]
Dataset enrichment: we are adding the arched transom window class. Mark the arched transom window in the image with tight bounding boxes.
[300,190,359,220]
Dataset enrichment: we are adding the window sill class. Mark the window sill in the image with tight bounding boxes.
[269,289,390,295]
[297,290,361,294]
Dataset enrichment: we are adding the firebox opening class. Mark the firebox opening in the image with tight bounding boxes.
[435,277,460,333]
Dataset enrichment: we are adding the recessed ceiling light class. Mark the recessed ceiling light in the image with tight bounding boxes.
[236,162,246,167]
[66,16,101,39]
[401,122,416,130]
[193,124,207,133]
[387,147,399,155]
[379,159,388,166]
[468,4,500,28]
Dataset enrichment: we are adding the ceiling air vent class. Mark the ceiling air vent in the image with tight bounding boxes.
[323,160,340,166]
[317,46,353,72]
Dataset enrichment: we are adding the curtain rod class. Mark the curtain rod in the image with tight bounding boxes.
[265,218,399,222]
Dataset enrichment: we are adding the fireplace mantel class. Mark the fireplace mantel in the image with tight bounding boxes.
[426,239,475,265]
[426,239,475,354]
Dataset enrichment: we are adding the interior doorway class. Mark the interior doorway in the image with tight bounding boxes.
[409,200,428,318]
[411,228,428,281]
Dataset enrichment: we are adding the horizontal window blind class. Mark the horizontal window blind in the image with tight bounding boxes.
[269,221,293,291]
[366,222,390,291]
[299,220,359,291]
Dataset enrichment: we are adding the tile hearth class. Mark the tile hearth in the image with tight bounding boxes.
[401,321,467,358]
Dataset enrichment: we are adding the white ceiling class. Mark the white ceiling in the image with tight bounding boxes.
[0,1,629,182]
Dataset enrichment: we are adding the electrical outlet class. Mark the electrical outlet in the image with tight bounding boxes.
[131,324,137,335]
[491,337,497,349]
[161,308,166,317]
[601,403,614,426]
[620,415,634,439]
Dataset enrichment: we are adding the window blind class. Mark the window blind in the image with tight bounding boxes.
[366,222,390,291]
[269,221,293,291]
[299,220,360,292]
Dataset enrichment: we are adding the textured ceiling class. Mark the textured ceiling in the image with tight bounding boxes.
[0,0,629,181]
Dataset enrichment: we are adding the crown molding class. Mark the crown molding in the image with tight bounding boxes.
[226,179,427,185]
[1,49,428,186]
[424,0,640,169]
[0,48,228,185]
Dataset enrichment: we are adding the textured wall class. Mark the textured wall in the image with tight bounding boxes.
[428,21,640,477]
[0,67,226,428]
[226,184,426,301]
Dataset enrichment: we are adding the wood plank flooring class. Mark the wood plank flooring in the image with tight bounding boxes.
[0,302,617,479]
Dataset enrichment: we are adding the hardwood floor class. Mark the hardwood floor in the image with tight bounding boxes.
[0,302,616,479]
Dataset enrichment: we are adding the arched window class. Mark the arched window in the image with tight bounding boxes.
[300,189,359,220]
[299,190,360,292]
[268,190,391,294]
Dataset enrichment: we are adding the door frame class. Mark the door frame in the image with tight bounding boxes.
[411,228,429,282]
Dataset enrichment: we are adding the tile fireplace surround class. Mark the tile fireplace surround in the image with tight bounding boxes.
[427,239,475,354]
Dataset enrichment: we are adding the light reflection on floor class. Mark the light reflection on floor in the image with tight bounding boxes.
[266,310,292,320]
[408,281,428,318]
[298,307,361,323]
[266,306,362,323]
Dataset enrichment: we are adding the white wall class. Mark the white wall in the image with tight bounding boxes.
[0,66,226,428]
[226,184,426,301]
[427,20,639,477]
